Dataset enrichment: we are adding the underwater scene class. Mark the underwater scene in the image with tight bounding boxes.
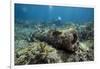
[14,4,94,65]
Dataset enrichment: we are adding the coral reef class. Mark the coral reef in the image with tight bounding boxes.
[15,22,94,65]
[31,28,79,52]
[78,22,94,41]
[15,42,62,65]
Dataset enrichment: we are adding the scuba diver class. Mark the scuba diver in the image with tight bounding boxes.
[54,16,62,27]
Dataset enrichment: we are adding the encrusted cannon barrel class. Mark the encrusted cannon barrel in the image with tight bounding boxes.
[30,28,79,52]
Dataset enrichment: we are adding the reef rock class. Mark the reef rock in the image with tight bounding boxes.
[31,28,79,52]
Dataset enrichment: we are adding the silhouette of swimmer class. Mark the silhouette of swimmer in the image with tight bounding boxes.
[54,16,62,26]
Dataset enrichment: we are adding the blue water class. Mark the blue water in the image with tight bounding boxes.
[15,3,94,23]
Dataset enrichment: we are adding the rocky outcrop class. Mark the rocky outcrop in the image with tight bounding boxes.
[31,28,79,52]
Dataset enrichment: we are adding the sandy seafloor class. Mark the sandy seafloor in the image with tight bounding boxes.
[14,21,94,65]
